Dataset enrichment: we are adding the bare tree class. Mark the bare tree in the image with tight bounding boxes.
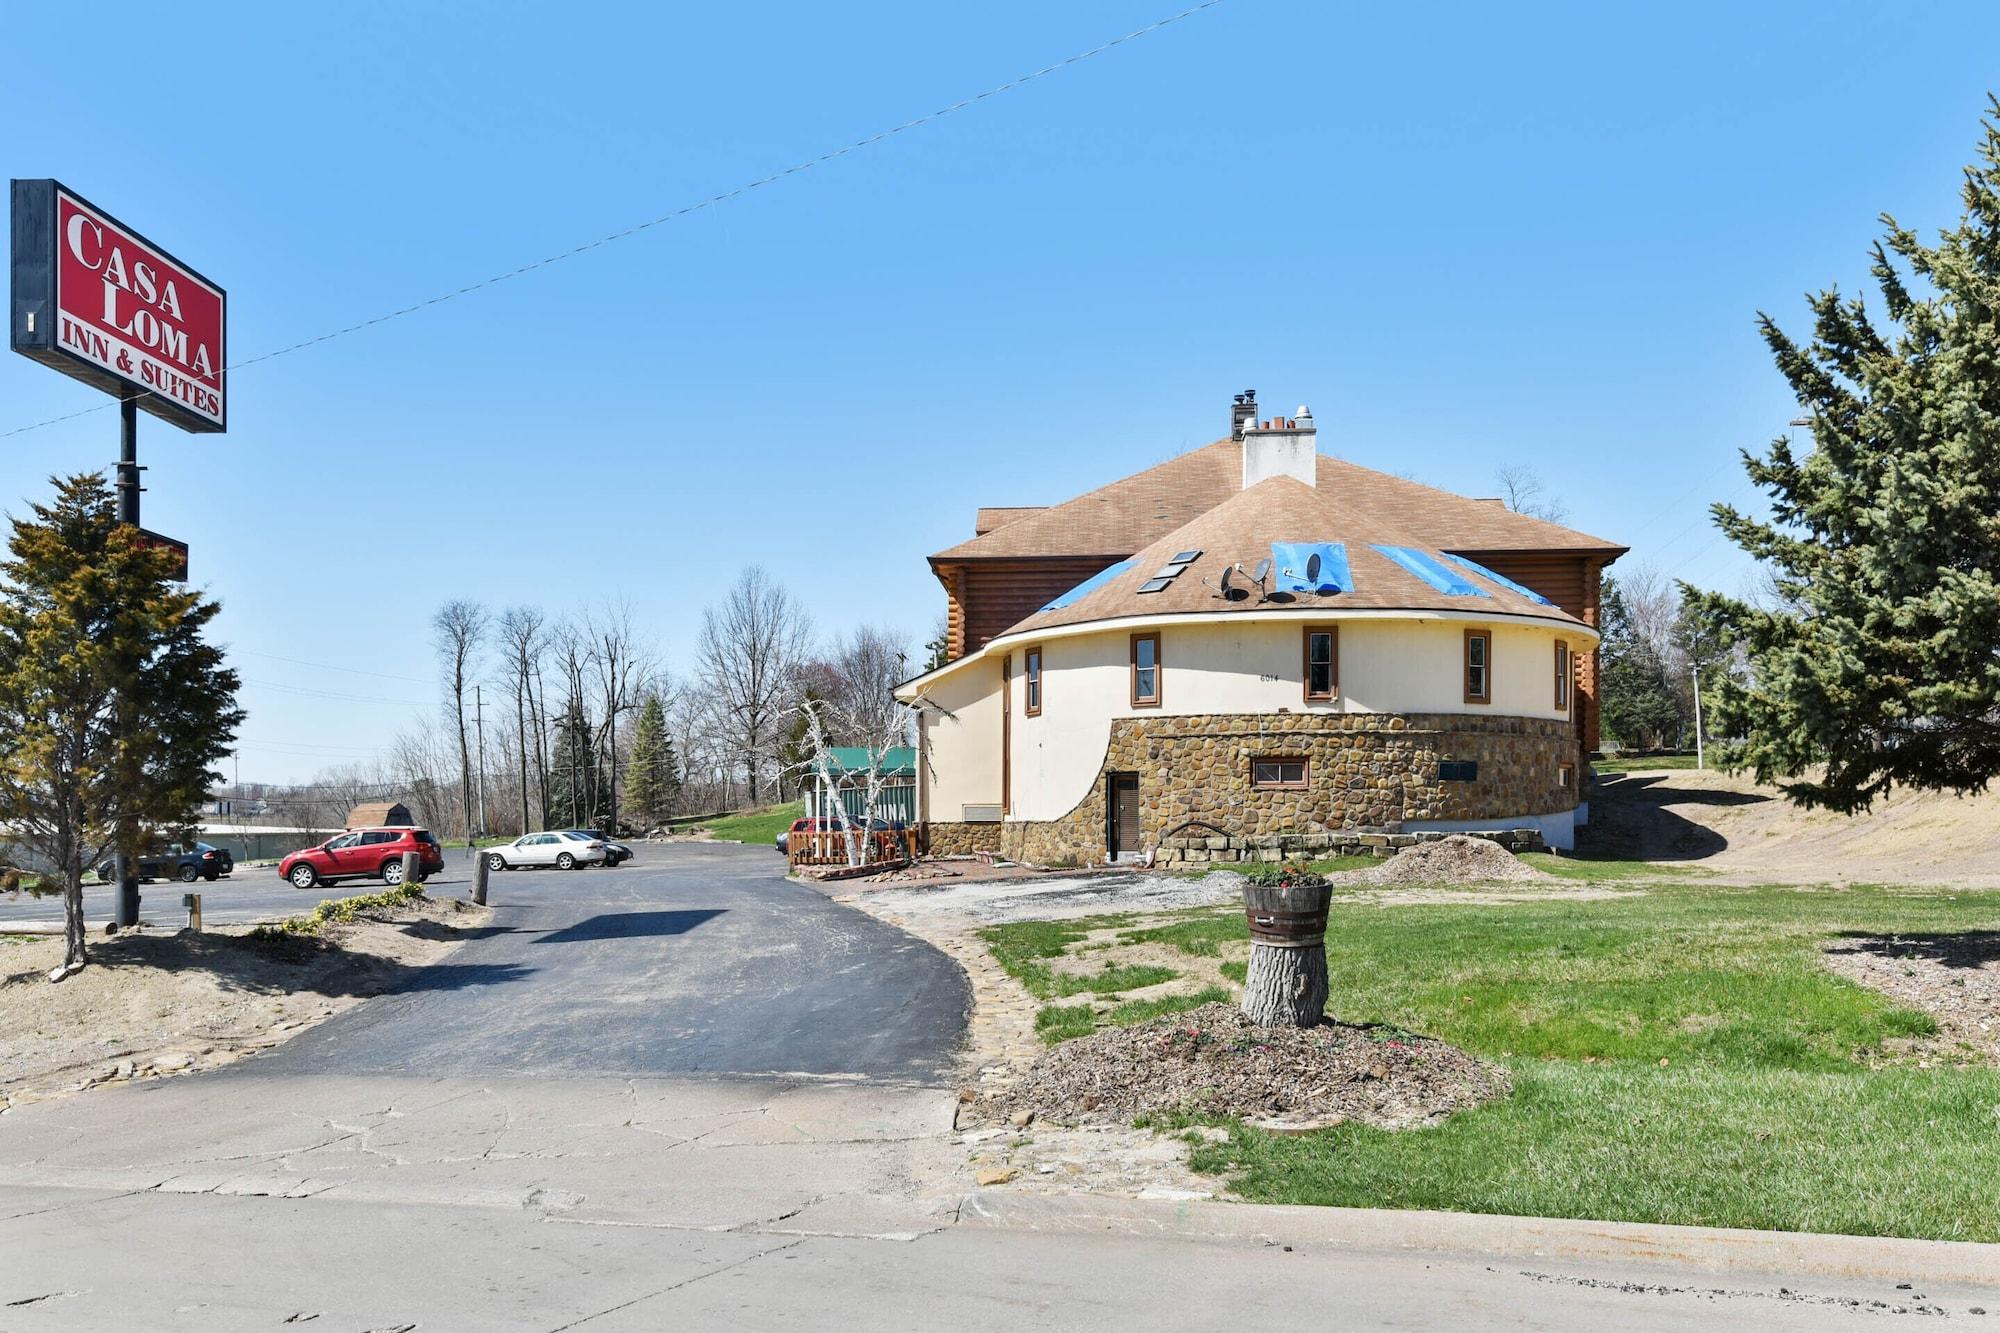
[827,624,913,754]
[696,568,811,805]
[432,600,489,841]
[786,691,914,869]
[586,603,652,835]
[553,627,594,825]
[1494,464,1568,523]
[498,606,548,835]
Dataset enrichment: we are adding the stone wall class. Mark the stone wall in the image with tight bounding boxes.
[923,820,1004,856]
[989,711,1576,868]
[1154,826,1545,868]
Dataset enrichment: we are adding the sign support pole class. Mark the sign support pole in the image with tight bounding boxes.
[114,396,141,929]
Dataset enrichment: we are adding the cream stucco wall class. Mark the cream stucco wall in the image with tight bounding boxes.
[919,654,1005,820]
[917,615,1584,823]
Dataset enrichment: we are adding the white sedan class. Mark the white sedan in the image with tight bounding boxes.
[484,831,607,872]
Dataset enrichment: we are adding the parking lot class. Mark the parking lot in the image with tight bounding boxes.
[0,849,490,931]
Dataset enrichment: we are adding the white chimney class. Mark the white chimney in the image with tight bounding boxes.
[1241,404,1317,489]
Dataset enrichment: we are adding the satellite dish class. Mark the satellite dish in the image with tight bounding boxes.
[1220,566,1236,595]
[1305,552,1322,583]
[1251,559,1271,586]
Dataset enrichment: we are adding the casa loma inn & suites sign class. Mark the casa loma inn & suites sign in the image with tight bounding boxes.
[10,179,226,433]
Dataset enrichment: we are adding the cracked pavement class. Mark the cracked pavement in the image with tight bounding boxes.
[3,843,1996,1328]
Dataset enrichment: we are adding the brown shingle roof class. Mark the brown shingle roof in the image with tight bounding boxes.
[973,506,1046,535]
[932,439,1623,563]
[345,800,413,828]
[1003,477,1586,639]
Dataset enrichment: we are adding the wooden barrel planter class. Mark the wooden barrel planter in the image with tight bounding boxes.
[1239,875,1333,1027]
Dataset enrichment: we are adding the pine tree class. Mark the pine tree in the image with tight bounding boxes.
[623,693,679,828]
[1685,98,2000,811]
[546,698,597,829]
[0,474,243,971]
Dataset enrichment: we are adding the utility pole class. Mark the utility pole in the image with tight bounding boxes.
[1692,661,1705,771]
[474,684,488,837]
[113,395,143,929]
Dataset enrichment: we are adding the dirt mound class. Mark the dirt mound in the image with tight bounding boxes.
[991,1002,1509,1129]
[1340,834,1552,885]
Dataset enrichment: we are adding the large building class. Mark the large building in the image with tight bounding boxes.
[895,392,1625,865]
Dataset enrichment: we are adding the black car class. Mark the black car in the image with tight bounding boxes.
[95,841,234,884]
[565,830,633,866]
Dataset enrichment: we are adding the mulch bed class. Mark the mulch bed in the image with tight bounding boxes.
[987,1002,1510,1130]
[1823,932,2000,1066]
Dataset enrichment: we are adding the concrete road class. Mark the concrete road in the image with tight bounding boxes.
[253,840,969,1081]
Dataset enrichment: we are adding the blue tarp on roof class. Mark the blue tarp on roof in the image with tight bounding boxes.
[1437,552,1555,606]
[1039,559,1136,612]
[1370,545,1489,597]
[1271,541,1351,595]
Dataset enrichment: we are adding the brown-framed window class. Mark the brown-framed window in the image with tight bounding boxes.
[1303,625,1338,702]
[1553,639,1571,712]
[1250,756,1309,789]
[1559,762,1576,792]
[1130,632,1161,708]
[1024,646,1043,716]
[1464,628,1492,704]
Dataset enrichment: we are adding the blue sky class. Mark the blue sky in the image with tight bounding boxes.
[8,0,1999,782]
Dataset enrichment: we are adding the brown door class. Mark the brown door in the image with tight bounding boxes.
[1109,775,1139,859]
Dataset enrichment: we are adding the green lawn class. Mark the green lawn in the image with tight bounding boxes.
[1593,754,1700,773]
[695,802,803,846]
[1513,851,1701,882]
[976,918,1175,999]
[990,879,2000,1240]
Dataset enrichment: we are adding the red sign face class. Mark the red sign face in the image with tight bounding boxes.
[51,189,225,429]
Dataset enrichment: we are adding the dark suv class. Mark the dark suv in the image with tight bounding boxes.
[94,841,234,884]
[279,827,444,889]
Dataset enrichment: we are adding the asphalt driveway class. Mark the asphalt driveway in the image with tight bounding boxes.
[245,840,970,1083]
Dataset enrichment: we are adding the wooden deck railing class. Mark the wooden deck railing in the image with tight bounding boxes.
[787,828,917,870]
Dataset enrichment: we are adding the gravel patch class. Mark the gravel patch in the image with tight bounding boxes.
[987,1001,1509,1130]
[1822,932,2000,1065]
[1336,835,1553,886]
[862,870,1242,926]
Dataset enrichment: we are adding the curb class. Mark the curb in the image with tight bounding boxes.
[957,1191,2000,1287]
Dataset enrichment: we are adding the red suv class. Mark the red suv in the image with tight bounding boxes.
[280,827,444,890]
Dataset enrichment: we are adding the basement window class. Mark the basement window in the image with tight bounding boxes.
[1439,760,1479,783]
[1251,757,1309,789]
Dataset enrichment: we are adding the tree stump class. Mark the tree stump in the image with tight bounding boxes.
[1239,877,1333,1027]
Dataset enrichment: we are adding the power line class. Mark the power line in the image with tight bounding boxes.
[241,676,430,707]
[231,648,430,685]
[0,1,1229,441]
